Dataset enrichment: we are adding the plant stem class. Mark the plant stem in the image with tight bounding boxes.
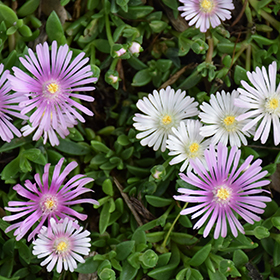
[205,31,214,63]
[104,0,114,46]
[161,202,188,248]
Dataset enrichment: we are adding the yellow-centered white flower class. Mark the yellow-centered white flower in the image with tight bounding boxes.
[133,86,199,152]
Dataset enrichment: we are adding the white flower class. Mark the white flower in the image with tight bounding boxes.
[178,0,234,33]
[129,42,142,54]
[133,86,199,152]
[166,120,211,172]
[235,61,280,145]
[199,90,252,147]
[32,218,91,273]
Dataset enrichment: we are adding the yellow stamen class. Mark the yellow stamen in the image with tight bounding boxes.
[216,187,230,200]
[44,199,55,209]
[223,116,235,126]
[189,143,199,153]
[47,83,59,94]
[162,115,172,125]
[269,98,279,110]
[200,0,213,13]
[56,241,68,252]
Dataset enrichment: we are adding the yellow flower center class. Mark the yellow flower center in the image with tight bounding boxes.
[56,241,68,252]
[223,116,237,131]
[44,199,55,210]
[216,187,230,200]
[41,196,58,214]
[223,116,235,125]
[200,0,214,13]
[47,83,59,94]
[162,115,172,125]
[189,143,199,153]
[269,98,279,110]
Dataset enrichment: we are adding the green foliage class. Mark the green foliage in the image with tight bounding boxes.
[0,0,279,279]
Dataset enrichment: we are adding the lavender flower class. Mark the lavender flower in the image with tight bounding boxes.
[174,143,271,239]
[9,41,97,146]
[178,0,234,33]
[0,64,26,142]
[33,217,91,273]
[3,158,98,241]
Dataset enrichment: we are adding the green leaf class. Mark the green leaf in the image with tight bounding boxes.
[253,226,270,239]
[93,39,111,53]
[0,274,18,280]
[148,243,180,280]
[91,140,111,153]
[189,244,212,266]
[102,178,114,196]
[118,6,154,20]
[17,240,31,264]
[155,253,171,268]
[162,0,178,10]
[127,165,150,177]
[274,241,280,267]
[1,156,20,181]
[208,269,227,280]
[99,268,116,280]
[233,249,249,268]
[139,249,158,268]
[17,0,40,16]
[170,232,198,245]
[99,201,111,234]
[12,267,29,278]
[22,148,47,165]
[56,139,92,155]
[116,241,135,261]
[145,195,173,207]
[234,65,247,85]
[76,257,100,273]
[46,11,66,45]
[132,68,152,87]
[146,232,165,243]
[186,268,203,280]
[0,4,18,26]
[117,134,130,146]
[119,260,138,280]
[149,20,168,33]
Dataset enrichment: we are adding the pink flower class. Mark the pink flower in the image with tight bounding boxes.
[174,143,271,239]
[9,41,97,146]
[33,217,91,273]
[0,64,26,142]
[178,0,234,33]
[3,158,98,241]
[115,48,126,57]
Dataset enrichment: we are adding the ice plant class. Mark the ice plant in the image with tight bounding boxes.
[199,90,252,147]
[9,40,97,146]
[0,64,27,142]
[174,143,271,239]
[178,0,234,33]
[133,86,199,152]
[166,120,211,172]
[235,61,280,145]
[33,217,91,273]
[3,158,98,241]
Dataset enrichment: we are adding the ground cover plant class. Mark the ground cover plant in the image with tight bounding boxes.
[0,0,280,279]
